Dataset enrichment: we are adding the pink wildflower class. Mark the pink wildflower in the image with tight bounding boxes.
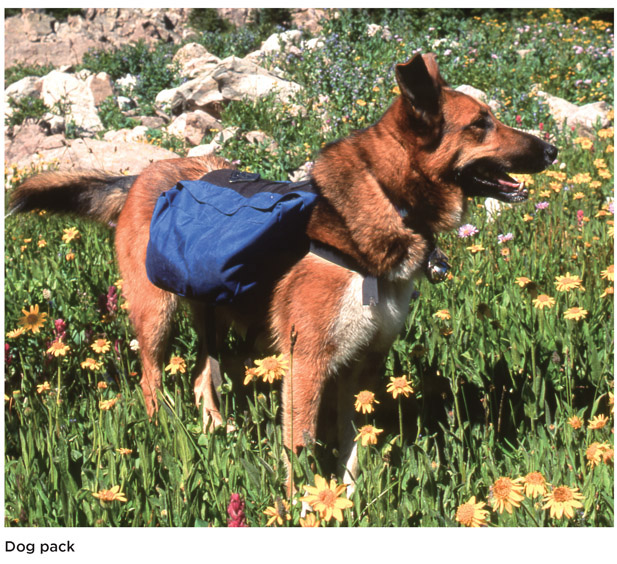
[227,493,248,527]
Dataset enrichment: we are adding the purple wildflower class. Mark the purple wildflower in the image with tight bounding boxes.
[577,209,585,227]
[536,201,549,210]
[497,233,513,244]
[227,493,248,527]
[54,319,67,341]
[458,224,479,238]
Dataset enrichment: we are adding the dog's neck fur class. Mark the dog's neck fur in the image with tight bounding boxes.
[307,96,464,275]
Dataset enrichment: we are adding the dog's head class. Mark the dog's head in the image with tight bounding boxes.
[395,54,558,204]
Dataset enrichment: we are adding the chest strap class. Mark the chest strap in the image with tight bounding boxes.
[309,241,379,306]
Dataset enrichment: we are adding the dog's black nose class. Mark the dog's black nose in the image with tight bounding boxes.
[545,143,558,164]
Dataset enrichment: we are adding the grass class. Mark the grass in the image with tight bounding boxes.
[3,8,614,528]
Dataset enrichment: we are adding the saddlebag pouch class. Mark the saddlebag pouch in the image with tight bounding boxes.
[146,169,318,304]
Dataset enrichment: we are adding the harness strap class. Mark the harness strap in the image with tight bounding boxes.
[309,241,379,306]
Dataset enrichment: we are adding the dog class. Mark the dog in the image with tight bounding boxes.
[9,53,557,487]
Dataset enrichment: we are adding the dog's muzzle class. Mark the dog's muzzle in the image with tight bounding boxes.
[425,247,450,284]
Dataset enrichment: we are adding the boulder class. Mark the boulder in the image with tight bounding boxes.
[167,110,223,146]
[86,72,114,106]
[40,70,103,133]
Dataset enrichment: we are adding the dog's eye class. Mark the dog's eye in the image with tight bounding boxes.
[471,116,490,130]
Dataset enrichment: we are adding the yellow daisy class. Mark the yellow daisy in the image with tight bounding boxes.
[92,485,127,503]
[18,304,48,333]
[567,415,584,429]
[243,367,258,386]
[62,227,80,243]
[299,512,321,527]
[6,327,25,338]
[586,442,610,467]
[116,448,133,455]
[533,294,556,310]
[386,375,414,399]
[165,356,186,375]
[354,390,379,414]
[37,381,51,394]
[300,474,353,522]
[263,499,291,527]
[490,477,524,514]
[601,264,614,282]
[253,354,289,384]
[588,414,609,430]
[47,340,70,357]
[542,486,584,520]
[515,276,532,288]
[354,425,384,447]
[563,307,588,321]
[81,357,102,371]
[554,272,583,292]
[91,338,111,354]
[99,397,119,411]
[433,309,451,320]
[521,472,548,499]
[467,244,485,253]
[455,496,489,527]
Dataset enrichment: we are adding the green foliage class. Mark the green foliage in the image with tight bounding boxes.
[5,63,54,89]
[96,97,140,131]
[78,41,181,115]
[6,96,49,128]
[4,8,614,528]
[187,8,233,33]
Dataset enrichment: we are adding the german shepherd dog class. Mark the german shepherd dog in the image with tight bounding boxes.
[10,54,557,484]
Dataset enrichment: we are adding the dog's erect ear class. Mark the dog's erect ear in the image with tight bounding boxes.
[395,53,446,124]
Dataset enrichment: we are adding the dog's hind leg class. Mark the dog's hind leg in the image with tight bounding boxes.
[190,302,232,432]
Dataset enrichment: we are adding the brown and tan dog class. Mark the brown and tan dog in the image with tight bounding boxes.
[10,53,557,485]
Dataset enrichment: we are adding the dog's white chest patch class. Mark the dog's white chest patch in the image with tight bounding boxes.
[328,263,419,370]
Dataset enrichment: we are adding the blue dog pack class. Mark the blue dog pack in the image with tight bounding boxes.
[145,169,319,304]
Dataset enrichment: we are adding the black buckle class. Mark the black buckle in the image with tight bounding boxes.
[425,247,450,284]
[229,170,261,183]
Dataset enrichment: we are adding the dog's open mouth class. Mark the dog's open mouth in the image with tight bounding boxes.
[459,160,529,203]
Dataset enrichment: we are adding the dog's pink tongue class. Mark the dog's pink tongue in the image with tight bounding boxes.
[498,175,524,190]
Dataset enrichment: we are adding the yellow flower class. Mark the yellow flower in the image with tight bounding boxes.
[299,512,321,527]
[97,381,107,389]
[6,327,25,338]
[62,227,80,243]
[243,367,258,386]
[354,390,379,414]
[586,442,610,467]
[37,381,51,394]
[601,264,614,282]
[91,338,111,354]
[356,99,367,107]
[386,375,414,399]
[601,286,613,298]
[47,340,70,357]
[37,239,47,248]
[434,309,451,320]
[609,391,614,414]
[542,486,584,519]
[99,397,118,411]
[563,307,588,321]
[515,276,532,288]
[165,356,186,375]
[18,304,48,333]
[597,127,614,138]
[92,485,127,503]
[490,477,524,514]
[554,272,583,292]
[65,252,75,261]
[263,499,291,526]
[81,358,102,371]
[300,474,353,522]
[602,447,614,465]
[588,414,609,430]
[455,496,489,527]
[354,425,384,447]
[567,415,584,429]
[116,448,133,455]
[253,354,288,384]
[521,472,548,499]
[533,294,556,310]
[467,244,485,253]
[523,213,534,222]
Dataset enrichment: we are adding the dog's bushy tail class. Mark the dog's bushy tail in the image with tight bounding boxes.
[8,171,138,224]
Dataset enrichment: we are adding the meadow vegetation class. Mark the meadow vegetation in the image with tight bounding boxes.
[4,8,614,527]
